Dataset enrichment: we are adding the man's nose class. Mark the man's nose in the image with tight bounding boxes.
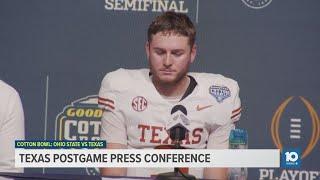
[163,53,173,67]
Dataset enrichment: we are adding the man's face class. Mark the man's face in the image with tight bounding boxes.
[146,32,196,86]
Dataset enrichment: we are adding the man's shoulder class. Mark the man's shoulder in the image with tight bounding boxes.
[0,80,19,97]
[189,72,239,89]
[100,68,149,90]
[0,80,21,109]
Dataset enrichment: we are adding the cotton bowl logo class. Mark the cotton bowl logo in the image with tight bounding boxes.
[55,95,102,141]
[209,85,231,103]
[271,96,319,160]
[55,95,102,175]
[241,0,272,9]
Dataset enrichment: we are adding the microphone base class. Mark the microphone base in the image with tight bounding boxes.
[155,172,196,180]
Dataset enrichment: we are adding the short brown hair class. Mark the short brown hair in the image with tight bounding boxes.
[147,11,196,47]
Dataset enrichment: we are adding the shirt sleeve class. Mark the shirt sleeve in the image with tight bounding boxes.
[98,74,127,145]
[0,89,25,173]
[230,82,241,123]
[206,81,241,149]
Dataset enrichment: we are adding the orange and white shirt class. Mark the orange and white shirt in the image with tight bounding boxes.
[98,68,241,178]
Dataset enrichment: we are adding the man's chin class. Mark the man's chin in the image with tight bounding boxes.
[157,76,177,85]
[152,73,182,86]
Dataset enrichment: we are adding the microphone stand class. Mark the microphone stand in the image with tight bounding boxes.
[155,139,196,180]
[173,140,180,176]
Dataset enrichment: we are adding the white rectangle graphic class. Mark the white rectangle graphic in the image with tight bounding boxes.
[290,118,301,123]
[290,129,301,134]
[290,124,301,128]
[15,149,280,168]
[290,135,301,139]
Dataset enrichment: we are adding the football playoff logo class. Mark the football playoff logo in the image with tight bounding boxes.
[271,96,319,160]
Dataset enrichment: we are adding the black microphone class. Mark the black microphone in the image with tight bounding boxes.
[156,105,196,180]
[166,105,191,145]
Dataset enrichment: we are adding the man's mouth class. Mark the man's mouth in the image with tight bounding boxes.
[160,69,175,73]
[160,69,175,75]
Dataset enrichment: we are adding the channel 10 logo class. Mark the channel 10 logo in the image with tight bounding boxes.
[281,148,301,168]
[55,95,102,141]
[271,96,319,164]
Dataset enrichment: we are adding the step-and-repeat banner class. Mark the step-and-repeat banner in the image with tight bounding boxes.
[1,0,319,179]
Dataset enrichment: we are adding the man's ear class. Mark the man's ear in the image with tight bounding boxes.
[145,41,150,60]
[190,44,197,63]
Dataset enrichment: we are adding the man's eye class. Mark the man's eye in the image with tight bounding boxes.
[155,51,165,55]
[172,52,183,57]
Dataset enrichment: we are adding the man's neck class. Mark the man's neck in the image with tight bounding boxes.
[152,76,190,98]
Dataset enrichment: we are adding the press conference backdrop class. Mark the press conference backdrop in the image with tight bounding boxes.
[1,0,319,179]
